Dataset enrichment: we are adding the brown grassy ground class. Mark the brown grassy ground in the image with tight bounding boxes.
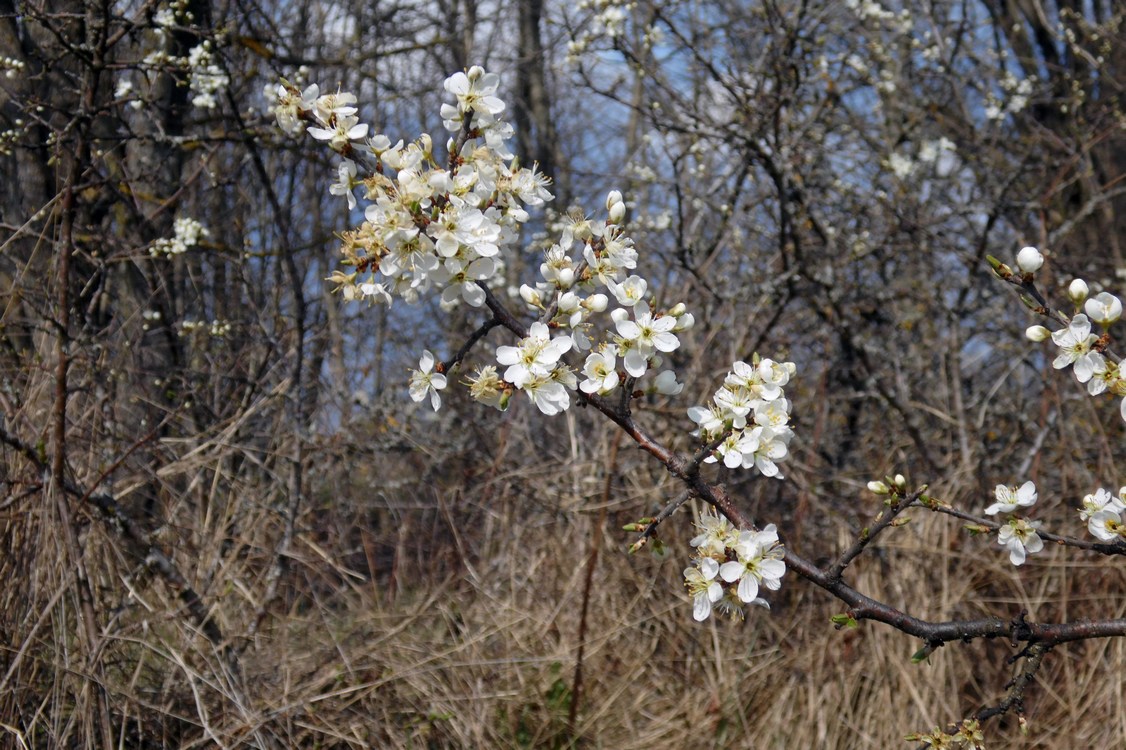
[3,377,1125,749]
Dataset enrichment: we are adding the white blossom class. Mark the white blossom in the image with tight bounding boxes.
[408,350,447,411]
[985,481,1037,515]
[997,518,1043,566]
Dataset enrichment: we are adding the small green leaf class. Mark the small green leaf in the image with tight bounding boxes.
[911,645,935,663]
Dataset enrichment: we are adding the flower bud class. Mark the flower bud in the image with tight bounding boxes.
[894,474,906,490]
[654,369,683,395]
[985,255,1013,279]
[557,291,581,313]
[1068,278,1089,305]
[1025,325,1051,342]
[584,293,608,313]
[608,200,626,224]
[867,480,890,495]
[1085,291,1123,327]
[520,284,543,308]
[606,190,623,212]
[1016,246,1044,274]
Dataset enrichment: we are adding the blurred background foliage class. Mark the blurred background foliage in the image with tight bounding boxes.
[1,0,1125,746]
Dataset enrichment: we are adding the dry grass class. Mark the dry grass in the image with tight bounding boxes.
[6,402,1125,750]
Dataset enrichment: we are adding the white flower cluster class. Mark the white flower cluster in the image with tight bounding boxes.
[186,41,228,110]
[1,55,25,79]
[139,2,224,111]
[886,138,959,180]
[153,0,193,28]
[684,512,786,622]
[285,66,799,626]
[1022,261,1126,421]
[984,481,1043,566]
[985,74,1034,121]
[276,68,541,315]
[150,216,209,256]
[278,67,725,418]
[0,121,23,156]
[1079,487,1126,543]
[687,357,796,478]
[153,7,177,27]
[180,319,231,337]
[984,479,1126,564]
[844,0,896,22]
[567,0,636,60]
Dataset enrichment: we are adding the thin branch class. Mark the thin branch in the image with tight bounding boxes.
[827,488,924,582]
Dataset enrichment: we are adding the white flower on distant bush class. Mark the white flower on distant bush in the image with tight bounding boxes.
[1084,292,1123,327]
[997,518,1043,566]
[918,137,958,176]
[985,481,1037,515]
[186,42,228,110]
[887,152,915,179]
[150,216,209,256]
[1015,246,1043,273]
[408,350,447,411]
